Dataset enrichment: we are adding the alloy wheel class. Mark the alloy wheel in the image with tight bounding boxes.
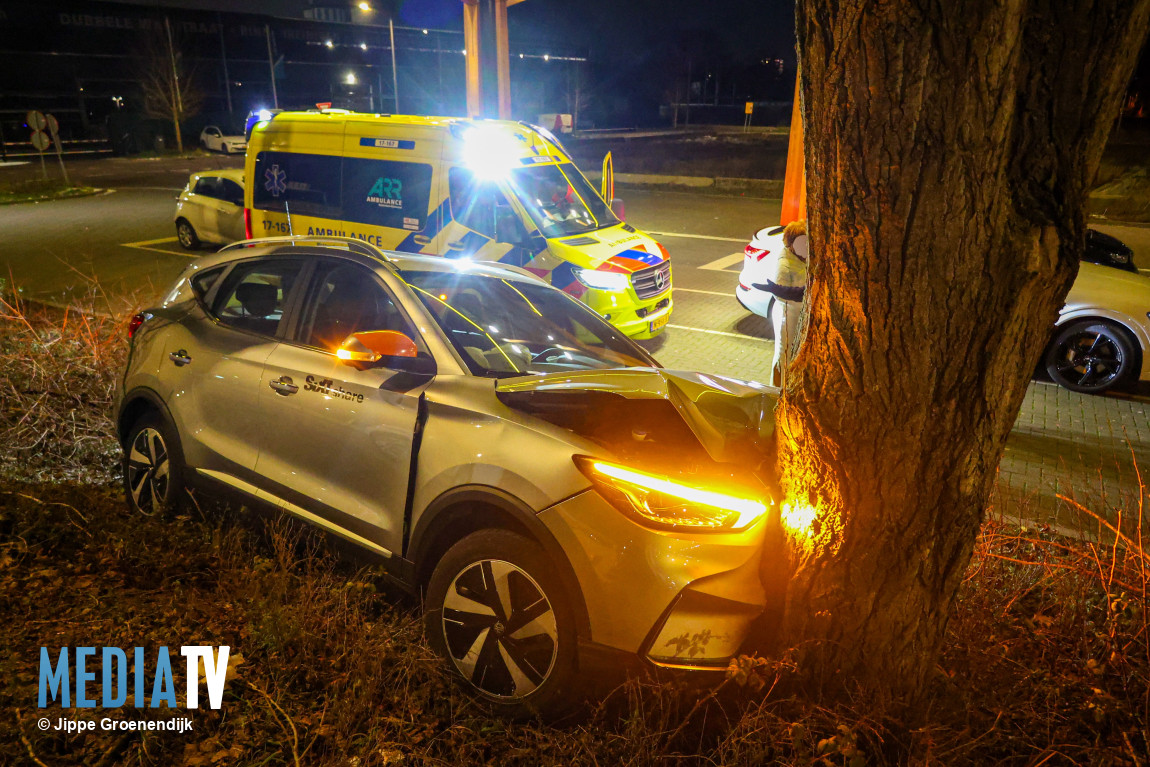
[177,221,196,248]
[1053,327,1126,390]
[127,427,170,515]
[441,559,558,700]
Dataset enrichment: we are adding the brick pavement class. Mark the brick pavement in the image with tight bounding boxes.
[646,321,1150,529]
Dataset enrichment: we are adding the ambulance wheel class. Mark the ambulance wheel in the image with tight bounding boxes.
[424,529,580,719]
[176,219,201,250]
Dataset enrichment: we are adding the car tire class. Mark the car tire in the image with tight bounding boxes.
[122,413,186,516]
[1045,319,1139,394]
[424,529,581,719]
[176,218,201,250]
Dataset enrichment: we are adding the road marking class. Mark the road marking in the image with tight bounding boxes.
[675,287,732,296]
[121,236,194,257]
[668,324,770,342]
[648,230,748,243]
[698,252,745,271]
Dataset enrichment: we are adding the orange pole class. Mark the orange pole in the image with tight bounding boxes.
[780,70,806,225]
[463,0,481,117]
[494,0,511,118]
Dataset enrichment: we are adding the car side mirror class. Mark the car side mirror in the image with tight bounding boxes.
[337,331,437,376]
[610,198,625,221]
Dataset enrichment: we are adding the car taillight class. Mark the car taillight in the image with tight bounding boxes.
[744,245,770,261]
[244,207,252,239]
[128,312,148,339]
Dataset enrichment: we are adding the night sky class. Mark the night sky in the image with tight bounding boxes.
[118,0,797,65]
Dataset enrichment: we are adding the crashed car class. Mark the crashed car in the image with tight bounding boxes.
[736,225,1150,395]
[115,236,777,716]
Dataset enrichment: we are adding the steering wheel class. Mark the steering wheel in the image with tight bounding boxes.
[530,346,570,363]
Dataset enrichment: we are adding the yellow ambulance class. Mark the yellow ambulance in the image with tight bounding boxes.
[243,112,672,339]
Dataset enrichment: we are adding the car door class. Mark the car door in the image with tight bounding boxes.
[252,257,431,555]
[440,166,533,264]
[192,177,227,242]
[157,257,306,484]
[216,178,246,242]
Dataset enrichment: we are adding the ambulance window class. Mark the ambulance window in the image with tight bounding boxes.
[448,167,499,239]
[342,157,433,232]
[252,151,343,219]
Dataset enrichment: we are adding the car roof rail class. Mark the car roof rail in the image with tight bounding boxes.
[218,235,393,262]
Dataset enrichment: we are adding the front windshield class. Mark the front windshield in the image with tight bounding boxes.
[508,163,619,238]
[400,270,656,377]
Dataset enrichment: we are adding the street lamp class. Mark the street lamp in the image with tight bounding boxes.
[346,72,357,85]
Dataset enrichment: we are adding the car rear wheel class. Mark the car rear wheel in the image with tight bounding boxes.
[424,529,580,718]
[1045,320,1138,394]
[176,218,201,250]
[123,413,186,516]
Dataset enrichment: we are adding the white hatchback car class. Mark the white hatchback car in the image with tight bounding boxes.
[736,226,1150,395]
[174,170,246,250]
[199,126,247,154]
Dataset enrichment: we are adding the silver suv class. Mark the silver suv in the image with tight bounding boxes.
[115,236,778,716]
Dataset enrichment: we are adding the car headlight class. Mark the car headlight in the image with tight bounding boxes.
[575,456,769,532]
[1109,251,1131,265]
[574,268,630,291]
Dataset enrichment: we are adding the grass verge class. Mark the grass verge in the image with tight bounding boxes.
[1,297,1148,765]
[0,180,102,205]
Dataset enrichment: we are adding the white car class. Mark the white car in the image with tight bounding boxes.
[735,226,1150,395]
[199,126,247,154]
[174,169,246,249]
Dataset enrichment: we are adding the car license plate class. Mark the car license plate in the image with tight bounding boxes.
[649,313,668,333]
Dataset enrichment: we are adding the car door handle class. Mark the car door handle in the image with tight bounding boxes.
[412,235,432,245]
[168,350,192,366]
[268,376,299,396]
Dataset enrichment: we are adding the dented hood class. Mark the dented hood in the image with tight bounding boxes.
[495,367,777,466]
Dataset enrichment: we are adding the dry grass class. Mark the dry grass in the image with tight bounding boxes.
[1,298,1148,766]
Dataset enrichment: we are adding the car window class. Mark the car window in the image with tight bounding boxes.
[400,270,655,377]
[297,260,420,352]
[210,259,303,337]
[194,177,221,199]
[219,179,244,206]
[190,266,225,302]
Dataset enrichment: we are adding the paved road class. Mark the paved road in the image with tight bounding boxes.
[1,158,1148,528]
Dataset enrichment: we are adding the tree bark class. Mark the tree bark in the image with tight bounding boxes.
[771,0,1150,698]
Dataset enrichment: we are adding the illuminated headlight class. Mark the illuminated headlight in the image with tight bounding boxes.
[574,268,629,291]
[462,126,521,179]
[575,456,768,532]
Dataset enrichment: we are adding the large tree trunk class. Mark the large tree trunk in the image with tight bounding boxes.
[771,0,1150,697]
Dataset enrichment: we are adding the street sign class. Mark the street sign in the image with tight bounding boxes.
[46,114,59,136]
[27,110,47,131]
[30,131,50,151]
[745,101,754,115]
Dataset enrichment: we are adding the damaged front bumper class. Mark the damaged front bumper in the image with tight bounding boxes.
[538,488,768,670]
